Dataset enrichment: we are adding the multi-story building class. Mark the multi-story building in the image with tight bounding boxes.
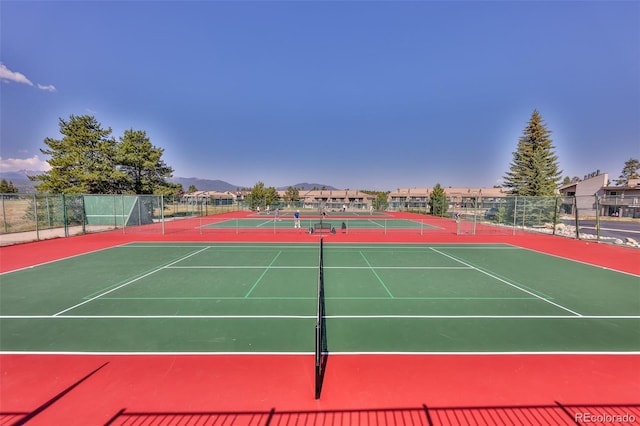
[388,187,508,210]
[558,171,640,218]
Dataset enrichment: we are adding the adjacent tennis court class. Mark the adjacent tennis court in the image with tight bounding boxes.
[201,216,440,233]
[1,241,637,354]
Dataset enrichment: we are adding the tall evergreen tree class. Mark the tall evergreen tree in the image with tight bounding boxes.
[0,179,18,194]
[30,115,126,193]
[284,186,300,205]
[503,110,562,196]
[117,128,174,194]
[246,181,279,210]
[614,158,639,186]
[429,183,447,216]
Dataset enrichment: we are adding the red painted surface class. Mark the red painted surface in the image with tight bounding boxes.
[1,211,638,274]
[1,353,638,425]
[1,212,638,424]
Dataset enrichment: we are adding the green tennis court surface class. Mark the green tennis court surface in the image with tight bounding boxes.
[250,210,390,217]
[1,242,638,353]
[202,218,439,230]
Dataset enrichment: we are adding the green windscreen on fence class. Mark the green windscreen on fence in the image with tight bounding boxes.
[83,195,154,227]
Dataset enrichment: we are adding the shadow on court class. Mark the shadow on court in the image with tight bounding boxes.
[97,402,640,425]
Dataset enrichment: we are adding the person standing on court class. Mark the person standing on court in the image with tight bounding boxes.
[294,209,301,228]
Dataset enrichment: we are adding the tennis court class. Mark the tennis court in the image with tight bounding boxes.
[200,216,440,234]
[1,234,639,425]
[2,241,637,354]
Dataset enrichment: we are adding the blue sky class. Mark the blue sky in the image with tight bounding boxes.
[1,0,638,191]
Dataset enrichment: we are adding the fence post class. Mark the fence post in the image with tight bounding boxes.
[46,195,52,229]
[512,197,518,236]
[1,195,6,233]
[34,194,40,241]
[594,194,601,241]
[81,194,86,234]
[161,195,165,235]
[472,196,477,235]
[121,195,126,234]
[573,196,580,239]
[62,193,68,237]
[552,197,559,236]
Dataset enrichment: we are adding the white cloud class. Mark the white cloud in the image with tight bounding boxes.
[0,155,51,172]
[0,63,34,86]
[37,84,57,92]
[0,63,56,92]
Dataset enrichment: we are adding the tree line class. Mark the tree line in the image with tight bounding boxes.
[20,112,640,206]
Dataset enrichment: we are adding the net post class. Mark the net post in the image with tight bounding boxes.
[315,236,325,399]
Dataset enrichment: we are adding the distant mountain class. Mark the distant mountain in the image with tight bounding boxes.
[279,183,339,191]
[0,170,39,193]
[0,170,41,180]
[169,177,242,192]
[0,171,338,194]
[171,178,339,192]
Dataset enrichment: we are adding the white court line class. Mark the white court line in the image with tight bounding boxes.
[256,219,275,227]
[165,265,473,270]
[429,248,584,317]
[505,243,640,278]
[3,315,638,319]
[366,220,385,228]
[51,247,211,316]
[580,226,640,234]
[244,251,282,298]
[2,351,639,355]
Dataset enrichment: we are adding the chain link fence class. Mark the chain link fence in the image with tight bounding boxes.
[392,194,639,246]
[1,193,638,247]
[0,193,242,245]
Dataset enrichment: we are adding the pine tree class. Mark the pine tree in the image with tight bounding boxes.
[284,186,300,205]
[247,181,278,210]
[117,129,174,194]
[503,110,562,196]
[30,115,126,193]
[0,179,18,194]
[429,183,447,216]
[614,158,640,186]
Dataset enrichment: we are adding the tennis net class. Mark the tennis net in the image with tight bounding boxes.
[315,237,326,399]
